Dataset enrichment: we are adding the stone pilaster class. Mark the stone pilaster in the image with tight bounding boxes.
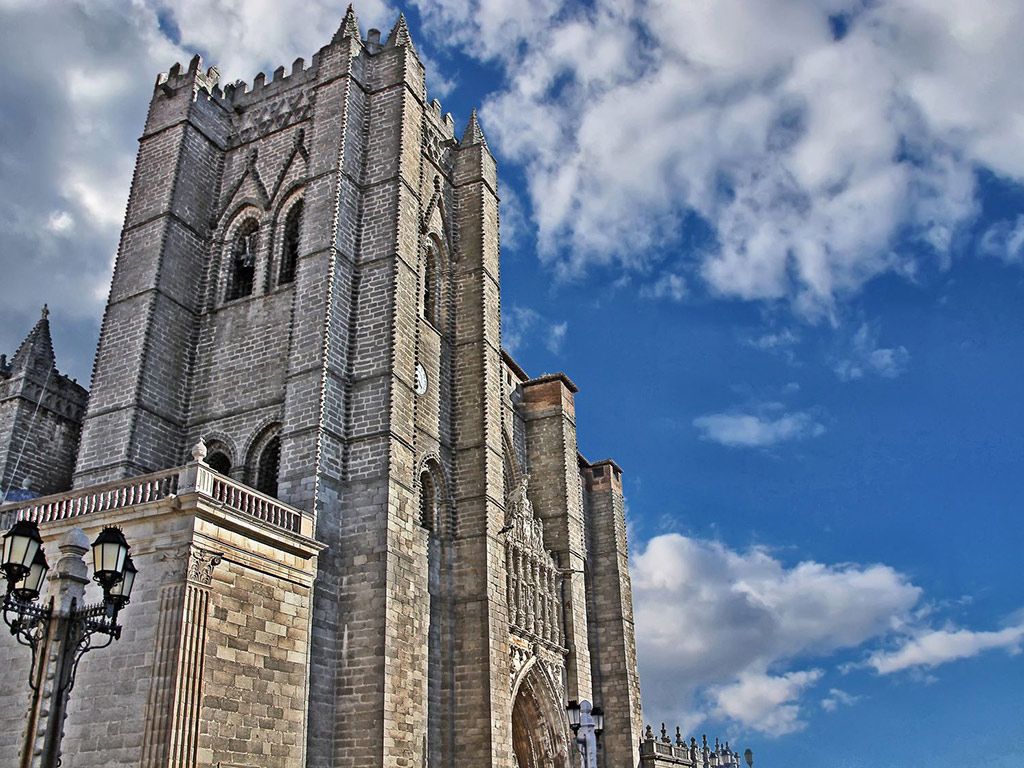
[450,111,514,768]
[583,460,644,768]
[520,375,593,702]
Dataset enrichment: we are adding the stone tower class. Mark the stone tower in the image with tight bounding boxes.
[0,8,643,768]
[0,307,87,500]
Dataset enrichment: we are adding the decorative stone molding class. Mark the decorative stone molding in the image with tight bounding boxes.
[186,547,223,587]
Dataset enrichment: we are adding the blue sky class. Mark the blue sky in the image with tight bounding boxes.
[1,1,1022,765]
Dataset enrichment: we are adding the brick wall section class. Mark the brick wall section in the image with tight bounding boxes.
[583,459,644,768]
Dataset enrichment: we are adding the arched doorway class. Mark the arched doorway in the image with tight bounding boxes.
[511,663,570,768]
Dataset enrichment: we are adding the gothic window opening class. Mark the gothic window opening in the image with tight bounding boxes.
[225,219,259,301]
[423,245,440,328]
[279,199,303,286]
[207,451,231,475]
[419,469,438,531]
[256,434,281,498]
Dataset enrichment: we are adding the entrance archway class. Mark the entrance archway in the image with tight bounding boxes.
[511,663,570,768]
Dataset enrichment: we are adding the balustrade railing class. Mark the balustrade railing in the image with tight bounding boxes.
[0,462,307,536]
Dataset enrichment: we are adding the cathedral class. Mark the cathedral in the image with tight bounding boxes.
[0,8,658,768]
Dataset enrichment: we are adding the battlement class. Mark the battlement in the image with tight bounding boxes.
[150,7,457,134]
[640,725,749,768]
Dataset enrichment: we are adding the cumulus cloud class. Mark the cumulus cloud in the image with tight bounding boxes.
[415,0,1024,315]
[866,623,1024,675]
[708,670,823,735]
[631,533,922,734]
[694,410,824,448]
[833,322,910,381]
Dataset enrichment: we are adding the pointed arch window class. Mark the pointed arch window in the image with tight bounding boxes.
[256,434,281,498]
[226,219,259,301]
[419,468,438,531]
[423,245,440,328]
[279,200,303,286]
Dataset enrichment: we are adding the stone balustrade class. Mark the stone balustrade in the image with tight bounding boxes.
[0,461,311,537]
[639,725,745,768]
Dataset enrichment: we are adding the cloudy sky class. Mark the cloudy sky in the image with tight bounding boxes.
[2,1,1023,765]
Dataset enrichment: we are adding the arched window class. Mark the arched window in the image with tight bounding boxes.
[419,469,438,531]
[278,200,303,286]
[256,434,281,498]
[225,219,259,301]
[207,451,231,475]
[423,245,440,327]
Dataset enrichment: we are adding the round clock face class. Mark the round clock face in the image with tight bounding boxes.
[415,363,428,395]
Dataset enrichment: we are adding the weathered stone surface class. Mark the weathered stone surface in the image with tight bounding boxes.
[0,12,646,768]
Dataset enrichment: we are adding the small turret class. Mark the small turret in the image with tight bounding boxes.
[385,13,417,53]
[333,3,361,44]
[460,109,489,149]
[10,305,55,377]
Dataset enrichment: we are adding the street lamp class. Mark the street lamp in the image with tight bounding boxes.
[745,748,754,767]
[2,519,43,586]
[566,699,603,768]
[12,548,49,602]
[590,706,604,738]
[566,700,582,733]
[1,522,140,767]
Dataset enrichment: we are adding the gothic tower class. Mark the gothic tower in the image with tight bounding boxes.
[0,307,87,500]
[1,8,643,768]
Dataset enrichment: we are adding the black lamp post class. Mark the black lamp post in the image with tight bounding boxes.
[1,522,139,767]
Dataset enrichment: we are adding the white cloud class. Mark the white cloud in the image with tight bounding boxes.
[546,321,568,355]
[867,623,1024,675]
[631,533,922,734]
[416,0,1024,314]
[641,273,687,302]
[820,688,862,713]
[502,305,568,356]
[980,216,1024,263]
[834,323,910,381]
[708,670,823,736]
[748,329,800,353]
[694,410,824,448]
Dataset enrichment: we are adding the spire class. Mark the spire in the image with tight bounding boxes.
[333,3,361,44]
[460,109,489,149]
[385,12,417,53]
[10,305,55,376]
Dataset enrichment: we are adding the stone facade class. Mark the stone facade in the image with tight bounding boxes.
[0,8,646,768]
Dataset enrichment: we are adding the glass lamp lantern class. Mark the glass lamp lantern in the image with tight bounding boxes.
[107,554,137,607]
[91,527,129,591]
[11,548,48,602]
[744,748,754,767]
[590,706,605,737]
[566,699,582,733]
[2,520,43,586]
